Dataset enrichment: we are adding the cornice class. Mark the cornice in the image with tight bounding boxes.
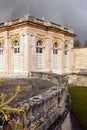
[0,20,76,38]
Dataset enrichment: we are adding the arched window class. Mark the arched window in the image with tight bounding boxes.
[36,40,43,69]
[0,43,3,70]
[13,41,20,72]
[64,45,68,67]
[53,43,58,68]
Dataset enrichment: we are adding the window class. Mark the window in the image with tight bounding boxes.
[53,43,58,68]
[64,45,68,67]
[14,41,20,53]
[13,41,20,71]
[36,40,43,69]
[36,41,42,53]
[53,43,58,54]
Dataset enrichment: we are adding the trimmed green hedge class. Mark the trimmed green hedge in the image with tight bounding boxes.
[68,87,87,130]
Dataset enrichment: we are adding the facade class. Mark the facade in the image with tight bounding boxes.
[0,15,76,76]
[72,47,87,73]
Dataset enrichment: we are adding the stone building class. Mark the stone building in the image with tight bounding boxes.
[0,15,76,76]
[72,47,87,73]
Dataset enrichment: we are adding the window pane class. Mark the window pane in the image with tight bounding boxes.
[14,41,20,53]
[36,41,42,53]
[65,50,67,55]
[18,48,20,53]
[40,48,42,53]
[36,41,43,69]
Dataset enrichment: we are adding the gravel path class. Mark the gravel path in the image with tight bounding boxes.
[0,78,56,105]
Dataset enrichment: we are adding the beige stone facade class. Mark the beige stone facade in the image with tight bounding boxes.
[0,15,75,76]
[72,47,87,73]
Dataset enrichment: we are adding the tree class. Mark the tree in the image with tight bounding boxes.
[84,40,87,47]
[74,40,81,47]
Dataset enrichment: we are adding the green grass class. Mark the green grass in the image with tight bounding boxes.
[68,87,87,130]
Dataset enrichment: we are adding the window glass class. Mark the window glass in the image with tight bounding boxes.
[53,43,58,54]
[0,43,3,55]
[36,41,42,53]
[36,40,43,69]
[14,41,20,53]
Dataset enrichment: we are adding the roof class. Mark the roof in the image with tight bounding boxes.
[0,15,76,37]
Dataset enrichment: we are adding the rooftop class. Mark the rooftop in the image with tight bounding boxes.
[0,15,75,36]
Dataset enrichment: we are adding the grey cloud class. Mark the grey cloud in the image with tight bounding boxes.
[0,0,87,44]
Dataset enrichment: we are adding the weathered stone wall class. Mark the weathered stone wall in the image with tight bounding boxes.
[68,73,87,87]
[72,47,87,73]
[25,86,66,130]
[20,72,71,130]
[29,72,62,85]
[60,113,71,130]
[0,72,71,130]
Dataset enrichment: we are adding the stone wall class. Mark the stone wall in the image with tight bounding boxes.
[20,72,71,130]
[68,73,87,87]
[60,113,71,130]
[29,72,62,85]
[0,72,71,130]
[72,47,87,73]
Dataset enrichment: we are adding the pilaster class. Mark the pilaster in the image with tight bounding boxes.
[23,32,30,72]
[58,39,64,74]
[28,33,36,71]
[4,32,10,73]
[45,36,52,72]
[67,40,73,73]
[19,33,25,72]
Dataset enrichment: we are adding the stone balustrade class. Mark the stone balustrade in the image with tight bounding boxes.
[15,72,71,130]
[18,85,70,130]
[29,72,65,86]
[1,72,71,130]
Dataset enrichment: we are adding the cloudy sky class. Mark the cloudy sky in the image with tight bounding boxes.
[0,0,87,44]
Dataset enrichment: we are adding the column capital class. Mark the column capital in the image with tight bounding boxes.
[28,32,36,37]
[25,32,30,36]
[45,36,52,39]
[19,33,25,37]
[4,34,10,39]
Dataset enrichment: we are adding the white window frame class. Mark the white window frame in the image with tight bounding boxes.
[53,43,58,69]
[36,40,43,69]
[64,45,68,68]
[13,41,20,72]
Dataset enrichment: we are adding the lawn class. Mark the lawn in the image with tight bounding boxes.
[68,87,87,130]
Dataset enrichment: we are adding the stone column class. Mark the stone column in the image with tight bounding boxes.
[67,40,73,73]
[72,49,76,69]
[58,39,64,74]
[23,32,30,73]
[4,33,10,73]
[19,33,25,72]
[29,34,36,71]
[45,36,52,72]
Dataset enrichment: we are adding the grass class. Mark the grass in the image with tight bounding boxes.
[68,87,87,130]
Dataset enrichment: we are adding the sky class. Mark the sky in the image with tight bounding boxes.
[0,0,87,44]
